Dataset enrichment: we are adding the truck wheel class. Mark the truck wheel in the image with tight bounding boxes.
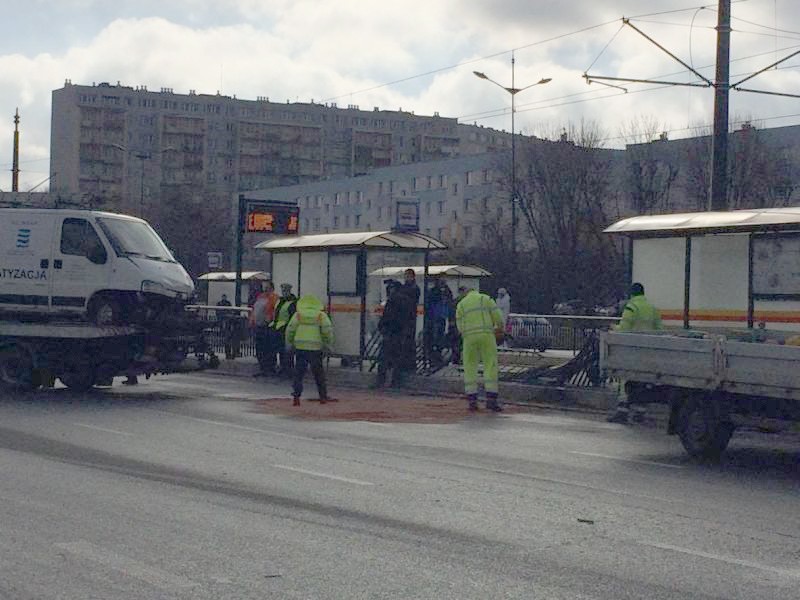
[88,296,121,326]
[0,344,39,391]
[59,370,97,392]
[676,394,735,459]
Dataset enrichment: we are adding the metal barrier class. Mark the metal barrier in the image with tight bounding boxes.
[505,313,619,353]
[186,305,256,358]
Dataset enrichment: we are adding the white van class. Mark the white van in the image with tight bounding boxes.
[0,209,194,324]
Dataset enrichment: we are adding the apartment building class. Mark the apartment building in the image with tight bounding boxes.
[50,80,513,217]
[234,152,513,269]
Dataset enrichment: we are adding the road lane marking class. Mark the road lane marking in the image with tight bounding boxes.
[74,423,133,437]
[163,413,691,502]
[272,464,375,486]
[54,541,195,589]
[569,451,684,469]
[640,541,800,579]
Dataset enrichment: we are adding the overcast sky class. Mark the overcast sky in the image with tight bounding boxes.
[2,0,799,191]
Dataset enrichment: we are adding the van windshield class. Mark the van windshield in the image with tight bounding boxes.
[97,217,176,262]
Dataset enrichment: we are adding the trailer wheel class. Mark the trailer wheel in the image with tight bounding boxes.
[676,393,735,459]
[88,295,122,326]
[59,370,97,392]
[0,343,39,391]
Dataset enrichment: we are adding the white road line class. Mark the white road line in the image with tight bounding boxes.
[54,541,195,589]
[640,541,800,579]
[569,451,684,469]
[272,464,375,486]
[74,423,133,437]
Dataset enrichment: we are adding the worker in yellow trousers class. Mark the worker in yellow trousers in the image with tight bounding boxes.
[455,288,505,412]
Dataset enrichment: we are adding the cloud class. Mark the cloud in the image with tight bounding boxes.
[2,0,800,192]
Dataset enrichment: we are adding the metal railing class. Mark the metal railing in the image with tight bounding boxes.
[505,313,620,353]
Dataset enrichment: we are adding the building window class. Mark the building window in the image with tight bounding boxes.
[334,193,341,205]
[367,199,372,210]
[426,202,431,216]
[355,214,361,227]
[314,217,321,229]
[439,174,446,188]
[333,216,340,228]
[437,227,444,239]
[377,206,383,220]
[427,175,433,189]
[466,171,474,185]
[378,182,383,194]
[452,182,459,195]
[482,197,490,212]
[345,215,350,227]
[438,201,444,215]
[464,226,472,241]
[412,177,419,191]
[452,210,458,221]
[483,169,491,182]
[389,180,395,193]
[464,198,471,212]
[325,204,330,213]
[315,196,322,208]
[357,191,363,203]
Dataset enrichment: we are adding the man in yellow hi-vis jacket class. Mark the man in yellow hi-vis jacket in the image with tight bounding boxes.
[285,294,333,406]
[456,288,505,412]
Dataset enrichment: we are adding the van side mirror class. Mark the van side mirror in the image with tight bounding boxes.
[88,245,107,264]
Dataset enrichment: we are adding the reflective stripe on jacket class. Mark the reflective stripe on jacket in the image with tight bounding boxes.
[273,295,297,331]
[455,290,504,338]
[615,294,662,332]
[285,295,333,351]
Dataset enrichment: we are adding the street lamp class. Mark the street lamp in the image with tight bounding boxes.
[474,54,551,255]
[111,144,173,218]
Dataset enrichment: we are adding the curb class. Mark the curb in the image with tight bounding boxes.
[205,357,618,413]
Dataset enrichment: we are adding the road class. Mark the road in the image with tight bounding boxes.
[0,372,798,599]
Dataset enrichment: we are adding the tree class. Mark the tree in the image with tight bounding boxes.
[152,186,233,280]
[684,120,796,210]
[620,116,679,214]
[512,121,627,310]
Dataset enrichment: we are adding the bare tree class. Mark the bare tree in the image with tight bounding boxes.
[513,120,627,310]
[684,119,795,210]
[620,115,679,214]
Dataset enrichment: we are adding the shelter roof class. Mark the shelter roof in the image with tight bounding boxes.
[255,230,446,251]
[604,207,800,236]
[198,271,269,281]
[369,265,491,278]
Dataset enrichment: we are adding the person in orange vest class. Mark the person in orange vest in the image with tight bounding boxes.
[249,280,279,376]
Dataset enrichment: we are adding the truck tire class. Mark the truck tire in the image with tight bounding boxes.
[676,393,735,459]
[88,295,121,326]
[0,343,39,391]
[59,370,97,392]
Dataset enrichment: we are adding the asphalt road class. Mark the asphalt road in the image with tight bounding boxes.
[0,373,798,599]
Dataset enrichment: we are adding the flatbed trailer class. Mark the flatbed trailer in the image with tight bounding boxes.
[600,330,800,457]
[0,318,217,392]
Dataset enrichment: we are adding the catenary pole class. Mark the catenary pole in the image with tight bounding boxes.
[710,0,731,210]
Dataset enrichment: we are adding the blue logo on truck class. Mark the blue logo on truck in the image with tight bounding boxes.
[16,228,31,248]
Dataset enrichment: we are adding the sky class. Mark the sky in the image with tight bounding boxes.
[2,0,799,191]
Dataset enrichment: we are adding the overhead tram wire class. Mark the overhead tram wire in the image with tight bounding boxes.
[322,4,724,104]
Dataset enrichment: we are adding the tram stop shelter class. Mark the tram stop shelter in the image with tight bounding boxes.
[369,264,491,298]
[254,231,446,365]
[198,271,270,306]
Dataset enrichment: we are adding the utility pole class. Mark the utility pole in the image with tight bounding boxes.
[12,109,20,192]
[710,0,732,210]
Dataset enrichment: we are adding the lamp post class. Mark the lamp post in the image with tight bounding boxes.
[112,144,173,218]
[474,54,551,255]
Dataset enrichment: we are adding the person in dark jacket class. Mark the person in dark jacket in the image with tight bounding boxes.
[375,280,408,388]
[397,269,420,380]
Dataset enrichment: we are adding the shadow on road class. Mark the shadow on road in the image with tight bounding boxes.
[0,386,184,408]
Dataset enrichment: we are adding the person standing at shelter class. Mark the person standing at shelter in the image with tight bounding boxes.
[250,280,279,376]
[607,282,662,424]
[495,287,512,348]
[449,285,469,365]
[456,288,505,412]
[375,280,405,388]
[272,283,298,377]
[285,294,333,406]
[397,268,421,380]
